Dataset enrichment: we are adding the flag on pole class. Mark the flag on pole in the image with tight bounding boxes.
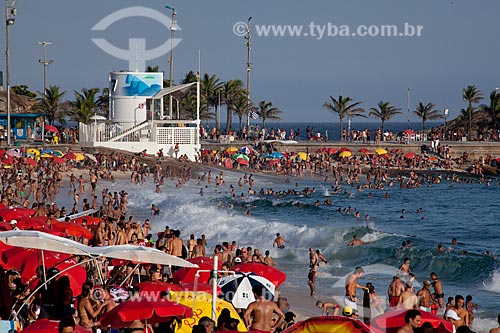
[250,111,259,120]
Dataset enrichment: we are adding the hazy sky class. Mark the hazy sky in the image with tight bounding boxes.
[3,0,500,122]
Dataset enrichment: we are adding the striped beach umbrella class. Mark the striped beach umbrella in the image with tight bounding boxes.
[218,272,275,309]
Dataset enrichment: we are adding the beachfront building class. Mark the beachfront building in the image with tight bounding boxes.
[79,71,201,161]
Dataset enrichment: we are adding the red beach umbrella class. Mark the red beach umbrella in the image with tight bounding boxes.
[327,148,339,155]
[52,222,93,239]
[0,207,35,221]
[179,282,222,295]
[64,152,77,160]
[173,257,221,284]
[136,281,184,293]
[340,147,351,152]
[224,158,233,169]
[24,157,37,166]
[233,262,286,287]
[53,156,66,164]
[390,148,403,154]
[374,309,454,333]
[359,148,371,154]
[22,318,91,333]
[100,299,192,328]
[404,152,416,159]
[44,125,59,133]
[283,316,376,333]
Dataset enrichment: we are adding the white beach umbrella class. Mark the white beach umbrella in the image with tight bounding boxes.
[218,272,275,309]
[0,230,92,256]
[90,114,107,121]
[91,245,198,268]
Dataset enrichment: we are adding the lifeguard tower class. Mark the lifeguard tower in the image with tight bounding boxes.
[79,71,201,160]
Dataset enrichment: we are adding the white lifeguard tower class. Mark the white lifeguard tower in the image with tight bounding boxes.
[79,71,201,160]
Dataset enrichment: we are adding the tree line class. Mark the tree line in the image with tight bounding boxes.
[324,85,500,141]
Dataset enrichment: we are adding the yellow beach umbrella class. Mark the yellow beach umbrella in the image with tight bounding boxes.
[171,291,247,333]
[27,148,41,156]
[40,153,53,158]
[375,148,388,155]
[74,153,85,161]
[225,147,239,154]
[339,151,352,158]
[298,152,308,160]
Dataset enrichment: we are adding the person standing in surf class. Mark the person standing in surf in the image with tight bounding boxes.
[273,233,289,249]
[344,267,369,310]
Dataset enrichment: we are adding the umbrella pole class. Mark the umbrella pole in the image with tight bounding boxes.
[41,249,47,290]
[119,263,141,287]
[212,256,218,322]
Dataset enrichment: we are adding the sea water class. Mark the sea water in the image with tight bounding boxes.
[89,166,499,331]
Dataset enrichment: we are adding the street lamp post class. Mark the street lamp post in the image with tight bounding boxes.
[245,17,253,133]
[165,5,175,119]
[407,88,411,130]
[443,107,449,141]
[38,41,53,94]
[5,0,16,146]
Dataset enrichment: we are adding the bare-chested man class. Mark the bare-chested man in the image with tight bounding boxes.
[308,248,319,296]
[396,309,421,333]
[93,222,106,246]
[399,258,411,274]
[388,275,405,308]
[344,267,368,310]
[416,280,434,312]
[490,314,500,333]
[168,229,184,257]
[244,285,284,333]
[430,272,445,309]
[115,222,127,245]
[398,282,418,310]
[273,233,289,249]
[347,234,368,246]
[453,294,469,327]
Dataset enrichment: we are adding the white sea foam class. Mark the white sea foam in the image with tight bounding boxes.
[482,268,500,293]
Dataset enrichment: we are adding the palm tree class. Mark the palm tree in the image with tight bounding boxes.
[480,90,500,130]
[97,87,110,119]
[71,88,100,124]
[462,85,483,140]
[222,79,245,131]
[258,100,282,128]
[413,102,443,130]
[369,101,402,135]
[146,65,160,72]
[36,85,66,125]
[233,95,257,131]
[323,95,365,141]
[201,74,223,129]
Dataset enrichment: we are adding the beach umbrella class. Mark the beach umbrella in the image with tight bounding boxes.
[29,258,87,296]
[70,215,102,226]
[225,147,239,155]
[390,148,403,154]
[170,291,246,333]
[270,152,284,159]
[374,148,388,155]
[74,153,85,161]
[234,153,249,165]
[15,216,52,230]
[44,125,58,133]
[27,148,41,157]
[24,157,37,166]
[283,316,376,333]
[428,157,438,161]
[259,153,271,159]
[99,298,192,328]
[326,148,338,155]
[201,149,211,155]
[84,153,97,163]
[41,153,53,158]
[51,222,93,239]
[298,152,308,160]
[381,153,392,159]
[41,149,54,155]
[359,148,371,154]
[224,159,233,169]
[6,149,21,158]
[340,147,351,152]
[374,309,453,333]
[21,318,91,333]
[217,272,275,309]
[173,257,221,284]
[404,152,416,159]
[52,150,64,157]
[241,146,252,155]
[339,151,352,158]
[0,207,35,221]
[495,157,500,162]
[268,159,280,166]
[0,222,12,232]
[64,152,77,160]
[53,157,66,165]
[233,262,286,287]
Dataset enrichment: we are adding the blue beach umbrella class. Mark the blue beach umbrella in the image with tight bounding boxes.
[270,152,284,159]
[41,149,54,155]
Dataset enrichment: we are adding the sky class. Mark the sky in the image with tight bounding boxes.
[2,0,500,123]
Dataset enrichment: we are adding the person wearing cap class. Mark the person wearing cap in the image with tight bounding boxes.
[445,308,462,329]
[417,280,435,312]
[341,306,359,318]
[10,220,19,231]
